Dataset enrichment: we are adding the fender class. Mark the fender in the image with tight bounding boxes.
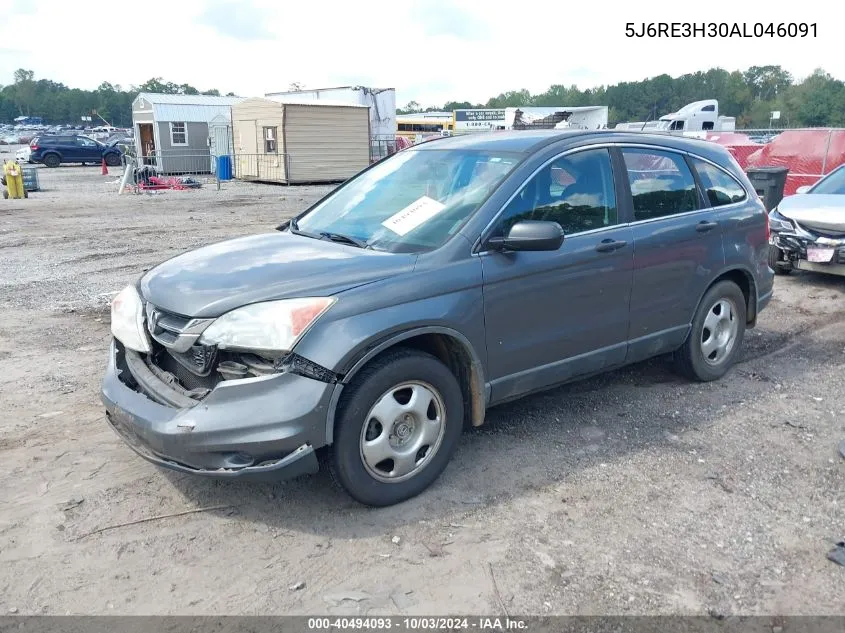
[690,264,759,329]
[323,326,488,445]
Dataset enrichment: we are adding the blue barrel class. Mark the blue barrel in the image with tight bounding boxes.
[216,155,232,181]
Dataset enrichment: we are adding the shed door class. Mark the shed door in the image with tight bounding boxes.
[209,124,231,173]
[210,125,231,158]
[236,120,258,178]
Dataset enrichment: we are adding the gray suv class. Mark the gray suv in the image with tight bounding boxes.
[102,130,774,506]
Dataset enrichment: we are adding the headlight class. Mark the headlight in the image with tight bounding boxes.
[110,285,151,353]
[768,208,794,232]
[198,297,336,352]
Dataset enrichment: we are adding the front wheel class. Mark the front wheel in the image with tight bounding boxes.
[329,348,464,507]
[768,244,793,275]
[674,280,747,382]
[105,153,122,167]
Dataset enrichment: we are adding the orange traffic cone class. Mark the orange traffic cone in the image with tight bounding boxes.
[101,158,108,175]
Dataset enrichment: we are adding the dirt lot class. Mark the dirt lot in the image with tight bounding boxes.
[1,165,844,616]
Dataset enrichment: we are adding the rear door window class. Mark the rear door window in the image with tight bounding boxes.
[621,148,700,221]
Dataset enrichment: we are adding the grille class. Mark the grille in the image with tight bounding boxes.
[145,302,214,353]
[155,351,220,392]
[141,302,279,395]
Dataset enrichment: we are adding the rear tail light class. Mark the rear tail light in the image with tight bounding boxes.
[763,202,770,241]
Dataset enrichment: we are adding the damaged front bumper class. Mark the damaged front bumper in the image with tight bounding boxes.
[771,228,845,276]
[101,340,333,481]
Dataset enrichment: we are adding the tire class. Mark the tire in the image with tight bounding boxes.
[768,244,792,275]
[43,153,61,168]
[105,153,121,167]
[674,280,747,382]
[329,348,464,507]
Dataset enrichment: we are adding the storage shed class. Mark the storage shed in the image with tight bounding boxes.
[264,86,396,162]
[132,93,244,174]
[231,98,371,184]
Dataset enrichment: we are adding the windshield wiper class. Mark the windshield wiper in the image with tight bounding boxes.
[275,217,297,232]
[277,219,370,249]
[278,217,314,238]
[319,231,371,249]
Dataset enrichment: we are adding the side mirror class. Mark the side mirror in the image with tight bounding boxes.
[487,220,564,252]
[796,185,810,194]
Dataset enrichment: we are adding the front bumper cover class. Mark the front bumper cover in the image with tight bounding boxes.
[771,231,845,276]
[101,340,333,481]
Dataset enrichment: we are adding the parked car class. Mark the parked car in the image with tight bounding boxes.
[15,145,30,164]
[768,164,845,276]
[29,135,123,168]
[102,130,774,506]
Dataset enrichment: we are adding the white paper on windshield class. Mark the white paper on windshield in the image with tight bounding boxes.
[381,196,447,236]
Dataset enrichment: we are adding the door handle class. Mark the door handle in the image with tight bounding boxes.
[595,238,627,253]
[696,221,719,233]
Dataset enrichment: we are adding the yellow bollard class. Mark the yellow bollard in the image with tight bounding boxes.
[3,160,27,199]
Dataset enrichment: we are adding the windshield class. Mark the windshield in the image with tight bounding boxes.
[811,166,845,195]
[295,148,520,252]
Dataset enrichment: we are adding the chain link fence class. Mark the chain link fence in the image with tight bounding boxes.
[229,153,292,184]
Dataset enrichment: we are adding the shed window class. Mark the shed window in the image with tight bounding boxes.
[170,122,187,145]
[263,126,277,153]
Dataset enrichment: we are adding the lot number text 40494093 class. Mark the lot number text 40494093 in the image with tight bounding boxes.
[307,617,529,630]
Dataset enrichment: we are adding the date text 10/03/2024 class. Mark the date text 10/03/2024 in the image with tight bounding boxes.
[307,617,528,630]
[625,22,817,38]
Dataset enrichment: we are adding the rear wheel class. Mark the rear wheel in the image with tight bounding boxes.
[674,280,747,382]
[329,348,464,507]
[43,153,60,168]
[768,244,793,275]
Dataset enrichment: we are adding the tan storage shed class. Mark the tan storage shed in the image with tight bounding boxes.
[231,97,371,184]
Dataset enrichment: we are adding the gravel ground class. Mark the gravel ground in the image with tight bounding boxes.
[1,165,844,616]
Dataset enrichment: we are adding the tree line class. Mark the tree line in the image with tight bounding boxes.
[400,65,845,128]
[4,65,844,129]
[0,70,235,127]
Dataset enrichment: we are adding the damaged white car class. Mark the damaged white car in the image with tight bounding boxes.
[769,164,845,276]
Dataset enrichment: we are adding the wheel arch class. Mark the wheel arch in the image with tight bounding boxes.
[324,326,487,445]
[41,151,62,166]
[694,265,758,328]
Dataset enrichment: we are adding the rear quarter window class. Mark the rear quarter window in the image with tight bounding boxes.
[691,157,747,207]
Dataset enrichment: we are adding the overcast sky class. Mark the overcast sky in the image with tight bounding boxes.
[0,0,836,107]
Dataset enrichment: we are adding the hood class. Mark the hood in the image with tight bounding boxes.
[140,231,417,318]
[777,194,845,233]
